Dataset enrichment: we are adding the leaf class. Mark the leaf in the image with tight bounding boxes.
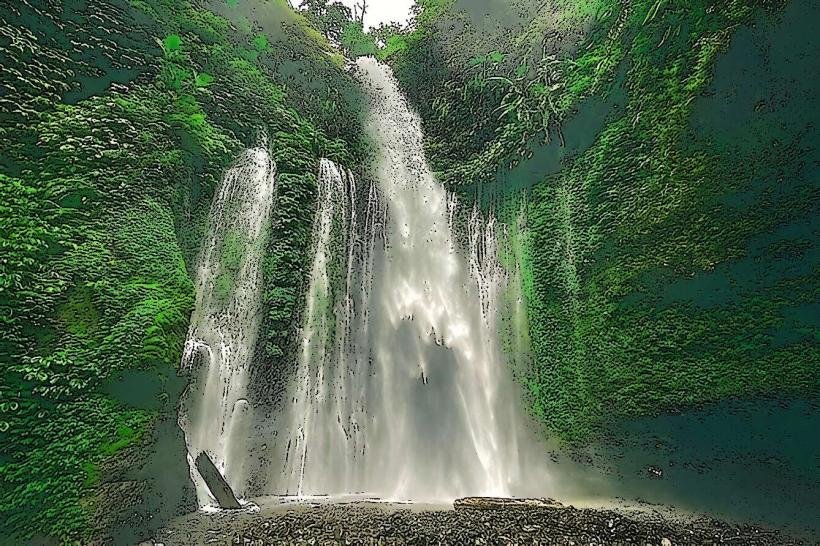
[643,0,668,25]
[163,34,182,53]
[195,72,214,87]
[253,34,269,52]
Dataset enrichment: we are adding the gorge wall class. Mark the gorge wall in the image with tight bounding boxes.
[384,0,820,534]
[388,0,819,441]
[0,1,366,542]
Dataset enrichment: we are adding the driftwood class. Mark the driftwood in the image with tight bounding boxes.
[454,497,563,510]
[195,452,242,510]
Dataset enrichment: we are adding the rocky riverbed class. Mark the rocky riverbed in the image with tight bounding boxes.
[146,497,798,545]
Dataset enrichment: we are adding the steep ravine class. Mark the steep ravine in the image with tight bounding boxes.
[1,0,817,543]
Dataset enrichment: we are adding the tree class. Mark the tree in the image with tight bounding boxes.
[299,0,353,43]
[371,21,404,48]
[353,0,367,25]
[340,21,377,57]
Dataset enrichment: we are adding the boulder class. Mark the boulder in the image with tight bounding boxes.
[195,452,242,510]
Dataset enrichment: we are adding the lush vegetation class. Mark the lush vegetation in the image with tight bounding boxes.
[1,0,817,542]
[297,0,376,57]
[0,0,365,542]
[388,0,819,440]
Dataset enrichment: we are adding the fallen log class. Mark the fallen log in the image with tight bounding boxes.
[195,452,242,510]
[454,497,563,510]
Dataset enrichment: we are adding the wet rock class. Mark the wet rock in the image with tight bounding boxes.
[647,465,664,479]
[153,500,794,546]
[195,452,242,509]
[454,497,563,510]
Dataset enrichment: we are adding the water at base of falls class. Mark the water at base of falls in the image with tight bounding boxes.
[179,142,277,508]
[264,58,552,502]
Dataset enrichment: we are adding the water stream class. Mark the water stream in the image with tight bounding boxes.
[266,58,551,500]
[179,141,277,508]
[181,60,553,508]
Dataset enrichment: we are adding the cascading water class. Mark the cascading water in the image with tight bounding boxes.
[267,58,551,500]
[179,140,277,508]
[274,159,386,497]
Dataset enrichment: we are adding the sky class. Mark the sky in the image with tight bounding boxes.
[338,0,415,29]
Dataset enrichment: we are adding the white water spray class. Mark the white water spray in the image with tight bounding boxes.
[268,58,551,500]
[180,141,277,508]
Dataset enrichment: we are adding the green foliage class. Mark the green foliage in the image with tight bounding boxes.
[369,22,409,60]
[254,33,269,51]
[221,230,248,273]
[0,0,366,541]
[261,173,320,360]
[389,0,628,185]
[377,34,411,60]
[341,21,378,58]
[163,33,182,52]
[299,0,353,43]
[195,72,215,87]
[394,0,818,442]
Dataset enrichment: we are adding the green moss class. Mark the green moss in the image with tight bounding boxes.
[0,0,366,541]
[254,33,269,52]
[58,286,100,339]
[394,0,817,442]
[221,230,248,273]
[215,272,235,303]
[163,33,182,53]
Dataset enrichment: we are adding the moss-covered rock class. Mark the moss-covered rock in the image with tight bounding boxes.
[0,0,366,542]
[392,0,819,441]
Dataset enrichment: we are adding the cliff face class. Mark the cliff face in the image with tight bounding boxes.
[0,1,365,542]
[390,0,819,440]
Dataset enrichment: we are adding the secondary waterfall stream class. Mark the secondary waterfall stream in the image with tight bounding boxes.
[179,141,277,508]
[267,58,550,500]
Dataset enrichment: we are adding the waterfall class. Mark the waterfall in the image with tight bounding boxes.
[273,159,385,497]
[268,58,550,501]
[180,141,277,508]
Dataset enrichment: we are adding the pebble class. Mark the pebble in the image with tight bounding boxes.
[153,503,791,545]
